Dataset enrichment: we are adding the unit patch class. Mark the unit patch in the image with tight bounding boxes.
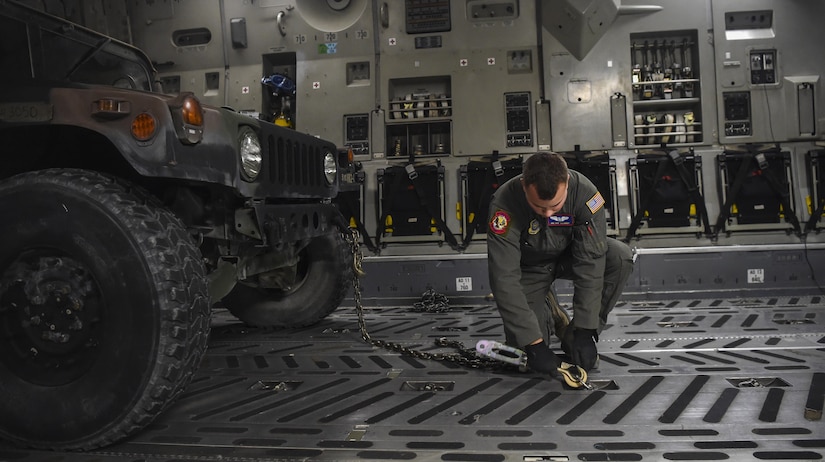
[490,210,511,235]
[528,219,541,234]
[548,215,573,226]
[586,192,605,214]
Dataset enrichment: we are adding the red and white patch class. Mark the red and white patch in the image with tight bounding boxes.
[489,210,511,235]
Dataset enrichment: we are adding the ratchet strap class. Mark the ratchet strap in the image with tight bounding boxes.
[475,339,592,389]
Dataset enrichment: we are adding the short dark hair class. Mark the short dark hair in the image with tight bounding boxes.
[522,152,569,200]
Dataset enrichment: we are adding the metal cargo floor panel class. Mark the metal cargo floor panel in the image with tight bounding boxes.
[4,295,824,461]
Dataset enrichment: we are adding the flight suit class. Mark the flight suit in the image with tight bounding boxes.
[487,171,634,348]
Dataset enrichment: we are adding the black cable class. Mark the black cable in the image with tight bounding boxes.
[763,84,823,295]
[801,235,825,296]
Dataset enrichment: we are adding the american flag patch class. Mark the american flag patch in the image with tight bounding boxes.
[586,192,605,214]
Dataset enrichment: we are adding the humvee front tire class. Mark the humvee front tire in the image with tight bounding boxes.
[0,169,210,450]
[222,231,352,327]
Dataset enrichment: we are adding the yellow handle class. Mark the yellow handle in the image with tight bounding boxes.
[557,362,591,389]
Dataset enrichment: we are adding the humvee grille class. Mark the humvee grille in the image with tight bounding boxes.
[267,134,325,189]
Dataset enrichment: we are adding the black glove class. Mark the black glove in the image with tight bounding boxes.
[570,328,598,371]
[524,341,560,377]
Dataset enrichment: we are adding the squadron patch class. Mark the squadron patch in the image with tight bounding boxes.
[548,215,573,226]
[586,192,605,214]
[490,210,511,235]
[528,219,541,235]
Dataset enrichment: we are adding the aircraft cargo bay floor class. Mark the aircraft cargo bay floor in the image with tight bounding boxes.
[3,293,825,461]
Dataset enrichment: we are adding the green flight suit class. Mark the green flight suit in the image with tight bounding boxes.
[487,171,634,348]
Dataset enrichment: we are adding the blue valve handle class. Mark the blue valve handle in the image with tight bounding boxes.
[261,73,297,96]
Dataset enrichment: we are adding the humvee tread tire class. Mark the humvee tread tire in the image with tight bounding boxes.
[0,169,210,450]
[223,231,352,328]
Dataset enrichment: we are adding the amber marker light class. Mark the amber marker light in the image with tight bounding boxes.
[98,99,117,112]
[169,93,204,144]
[181,96,204,126]
[91,98,131,119]
[131,112,157,141]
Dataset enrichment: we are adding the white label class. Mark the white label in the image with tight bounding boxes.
[456,277,472,292]
[0,102,53,122]
[747,268,765,284]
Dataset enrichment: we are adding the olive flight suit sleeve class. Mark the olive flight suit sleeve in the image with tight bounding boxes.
[487,187,543,347]
[568,176,609,331]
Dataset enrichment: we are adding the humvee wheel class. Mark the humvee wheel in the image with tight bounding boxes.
[222,231,352,327]
[0,169,210,450]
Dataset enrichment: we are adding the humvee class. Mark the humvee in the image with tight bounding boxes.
[0,0,353,450]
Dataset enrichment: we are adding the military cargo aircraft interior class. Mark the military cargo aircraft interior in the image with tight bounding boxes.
[0,0,823,461]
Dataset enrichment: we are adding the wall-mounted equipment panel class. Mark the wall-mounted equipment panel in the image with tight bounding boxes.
[377,1,542,156]
[344,114,370,156]
[387,121,451,159]
[505,92,532,148]
[749,49,777,85]
[630,30,703,149]
[542,0,715,152]
[385,76,452,159]
[712,0,825,144]
[405,0,451,34]
[722,91,752,137]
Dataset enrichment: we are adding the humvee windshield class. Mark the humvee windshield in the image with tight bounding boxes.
[0,2,154,91]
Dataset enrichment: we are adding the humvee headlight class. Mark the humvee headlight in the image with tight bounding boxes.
[323,151,337,185]
[239,127,262,181]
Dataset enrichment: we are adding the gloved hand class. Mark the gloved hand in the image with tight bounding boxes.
[524,340,560,377]
[570,328,599,371]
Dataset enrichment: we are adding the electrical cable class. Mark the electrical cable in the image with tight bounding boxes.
[802,235,825,296]
[763,83,824,296]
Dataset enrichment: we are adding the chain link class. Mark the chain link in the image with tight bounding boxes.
[344,229,504,369]
[410,289,451,313]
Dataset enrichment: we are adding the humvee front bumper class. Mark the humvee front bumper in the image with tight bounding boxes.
[247,202,344,246]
